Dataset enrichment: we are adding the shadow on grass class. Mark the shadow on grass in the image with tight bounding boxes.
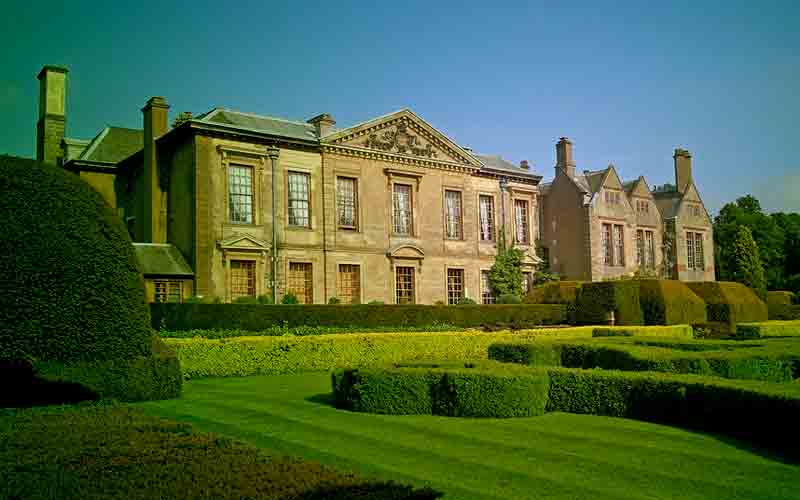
[305,393,336,407]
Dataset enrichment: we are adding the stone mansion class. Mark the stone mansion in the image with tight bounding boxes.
[35,65,714,304]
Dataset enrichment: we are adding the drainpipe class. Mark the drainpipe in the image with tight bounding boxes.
[267,145,280,302]
[499,176,509,241]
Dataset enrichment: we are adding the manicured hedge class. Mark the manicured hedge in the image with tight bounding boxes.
[736,320,800,339]
[0,403,440,500]
[685,281,768,324]
[575,281,644,326]
[166,329,596,380]
[332,362,550,418]
[591,325,694,339]
[489,337,796,382]
[638,280,707,326]
[32,337,182,402]
[524,281,582,305]
[767,291,795,307]
[769,304,800,321]
[0,156,152,364]
[151,303,567,331]
[545,368,800,459]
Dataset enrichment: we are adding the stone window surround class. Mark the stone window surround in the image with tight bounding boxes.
[477,192,497,243]
[337,260,364,304]
[385,168,423,239]
[218,145,266,227]
[600,219,627,267]
[444,264,468,304]
[285,168,314,230]
[509,187,536,247]
[442,185,465,241]
[223,251,264,302]
[334,168,362,232]
[480,268,494,304]
[286,259,314,303]
[394,264,417,304]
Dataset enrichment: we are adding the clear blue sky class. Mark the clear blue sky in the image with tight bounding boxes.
[2,0,798,214]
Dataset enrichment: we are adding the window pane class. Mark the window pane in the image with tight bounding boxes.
[337,177,357,229]
[445,190,463,239]
[288,262,313,304]
[288,172,311,227]
[447,268,464,305]
[229,165,253,223]
[603,224,613,265]
[393,184,412,235]
[514,200,529,244]
[231,260,256,298]
[645,231,655,269]
[154,281,167,303]
[694,233,704,270]
[481,270,494,304]
[479,195,495,241]
[636,230,644,267]
[686,232,695,270]
[396,266,415,304]
[613,225,624,267]
[337,264,361,304]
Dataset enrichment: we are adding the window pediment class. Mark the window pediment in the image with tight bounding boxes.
[219,233,270,252]
[387,244,425,260]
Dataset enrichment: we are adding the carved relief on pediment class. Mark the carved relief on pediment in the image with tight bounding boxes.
[363,122,439,159]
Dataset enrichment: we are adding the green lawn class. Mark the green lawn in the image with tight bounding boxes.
[135,372,800,500]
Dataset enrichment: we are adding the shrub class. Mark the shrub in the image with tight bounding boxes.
[457,297,477,305]
[736,320,800,339]
[166,329,585,379]
[496,294,521,304]
[768,304,800,320]
[767,291,795,307]
[575,281,644,325]
[1,404,441,499]
[489,231,524,297]
[686,281,768,324]
[328,297,342,305]
[282,292,299,305]
[150,303,566,331]
[637,280,707,325]
[232,296,258,304]
[524,281,582,305]
[730,226,767,300]
[257,294,274,304]
[368,300,385,305]
[332,362,550,418]
[0,156,179,402]
[591,325,694,339]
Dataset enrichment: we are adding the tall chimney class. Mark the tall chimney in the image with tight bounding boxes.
[142,96,170,243]
[307,113,336,138]
[36,65,68,165]
[674,148,692,193]
[555,137,575,178]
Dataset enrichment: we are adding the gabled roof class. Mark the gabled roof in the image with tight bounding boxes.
[133,243,193,277]
[80,127,143,164]
[472,153,540,180]
[196,108,318,142]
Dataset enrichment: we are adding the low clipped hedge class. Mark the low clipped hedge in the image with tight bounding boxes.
[769,304,800,321]
[488,337,797,382]
[1,403,440,500]
[545,368,800,459]
[736,321,800,339]
[332,362,550,418]
[767,291,795,307]
[591,325,694,339]
[32,337,182,402]
[575,281,644,326]
[165,329,597,380]
[151,303,567,331]
[638,280,707,326]
[524,281,582,304]
[685,281,768,324]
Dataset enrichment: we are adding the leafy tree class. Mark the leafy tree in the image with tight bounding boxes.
[489,229,523,298]
[730,226,767,299]
[714,195,785,288]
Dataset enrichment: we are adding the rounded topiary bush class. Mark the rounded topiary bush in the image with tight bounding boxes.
[0,157,179,404]
[0,156,152,363]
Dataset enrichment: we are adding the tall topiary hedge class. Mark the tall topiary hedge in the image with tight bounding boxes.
[638,280,707,325]
[767,291,795,307]
[685,281,768,325]
[575,281,644,326]
[0,156,180,402]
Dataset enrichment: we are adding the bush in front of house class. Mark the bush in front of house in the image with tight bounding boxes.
[768,304,800,321]
[767,291,795,307]
[332,361,550,418]
[150,303,567,331]
[638,280,708,326]
[575,281,644,326]
[0,156,180,404]
[685,281,768,325]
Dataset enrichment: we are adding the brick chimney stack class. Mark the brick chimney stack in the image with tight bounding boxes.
[674,148,692,193]
[555,137,575,178]
[142,96,170,243]
[36,65,68,165]
[520,160,530,170]
[307,113,336,138]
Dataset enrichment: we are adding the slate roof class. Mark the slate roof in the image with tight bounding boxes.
[197,108,318,141]
[133,243,194,277]
[80,127,143,164]
[473,153,539,179]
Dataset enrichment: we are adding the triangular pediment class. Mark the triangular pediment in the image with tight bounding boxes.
[324,109,481,168]
[628,177,654,199]
[219,233,270,251]
[602,166,624,190]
